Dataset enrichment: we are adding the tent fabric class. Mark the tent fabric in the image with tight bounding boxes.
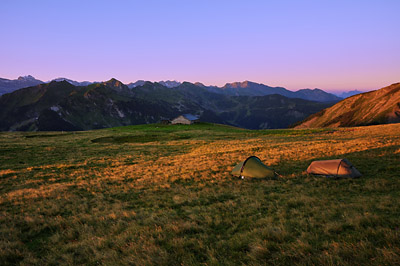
[232,156,275,178]
[307,158,361,178]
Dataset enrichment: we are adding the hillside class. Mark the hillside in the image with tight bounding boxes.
[1,123,399,265]
[216,94,330,129]
[294,82,400,128]
[0,80,185,131]
[0,79,333,131]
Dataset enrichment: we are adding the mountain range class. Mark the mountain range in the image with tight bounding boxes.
[0,79,333,131]
[294,83,400,128]
[208,81,343,102]
[131,80,342,102]
[0,76,342,101]
[2,76,397,132]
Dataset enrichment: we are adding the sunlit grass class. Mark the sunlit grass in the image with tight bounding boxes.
[0,123,399,265]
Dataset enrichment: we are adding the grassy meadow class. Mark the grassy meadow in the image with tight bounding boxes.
[1,122,400,265]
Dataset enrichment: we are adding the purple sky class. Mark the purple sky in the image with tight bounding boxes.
[1,0,399,92]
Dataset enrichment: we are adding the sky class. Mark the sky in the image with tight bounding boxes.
[1,0,399,92]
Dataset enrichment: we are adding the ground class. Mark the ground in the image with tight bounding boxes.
[0,123,399,265]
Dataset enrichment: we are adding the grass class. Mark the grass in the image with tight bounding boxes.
[0,122,399,265]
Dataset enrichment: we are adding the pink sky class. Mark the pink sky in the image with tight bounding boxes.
[1,1,399,93]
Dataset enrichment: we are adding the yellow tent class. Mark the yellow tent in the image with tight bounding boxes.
[232,156,276,179]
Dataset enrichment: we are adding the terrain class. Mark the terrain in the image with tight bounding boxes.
[1,123,399,265]
[294,82,400,128]
[0,79,333,131]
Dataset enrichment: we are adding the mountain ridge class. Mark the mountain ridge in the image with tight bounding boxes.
[0,75,44,95]
[51,77,93,87]
[294,83,400,128]
[213,80,342,102]
[0,75,341,102]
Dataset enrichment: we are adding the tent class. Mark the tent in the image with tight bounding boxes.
[307,158,361,178]
[232,156,276,179]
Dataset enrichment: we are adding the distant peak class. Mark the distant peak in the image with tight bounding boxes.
[104,78,124,86]
[101,78,129,91]
[143,81,154,86]
[107,78,118,83]
[52,77,71,83]
[194,82,206,87]
[127,80,146,88]
[298,88,323,92]
[158,80,181,88]
[49,79,71,85]
[48,77,93,87]
[223,80,258,89]
[17,75,36,81]
[180,81,194,86]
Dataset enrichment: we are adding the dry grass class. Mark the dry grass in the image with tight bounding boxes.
[0,123,399,265]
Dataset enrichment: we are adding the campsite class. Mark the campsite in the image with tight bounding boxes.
[1,122,399,265]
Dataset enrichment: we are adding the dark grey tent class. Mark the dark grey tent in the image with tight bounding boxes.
[232,156,276,179]
[307,158,361,178]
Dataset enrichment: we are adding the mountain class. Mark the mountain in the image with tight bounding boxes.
[204,81,342,102]
[51,77,94,87]
[0,79,333,131]
[0,79,184,131]
[127,80,146,88]
[102,78,129,90]
[294,82,400,128]
[194,82,206,87]
[0,76,96,96]
[128,80,182,89]
[294,88,343,102]
[158,80,181,88]
[219,81,291,96]
[0,81,78,131]
[0,75,44,95]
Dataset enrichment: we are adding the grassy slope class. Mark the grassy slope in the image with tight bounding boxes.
[0,123,399,265]
[295,83,400,128]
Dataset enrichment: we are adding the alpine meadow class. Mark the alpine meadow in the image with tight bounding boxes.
[1,123,399,265]
[2,1,400,265]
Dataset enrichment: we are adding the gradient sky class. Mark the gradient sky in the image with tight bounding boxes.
[1,0,399,92]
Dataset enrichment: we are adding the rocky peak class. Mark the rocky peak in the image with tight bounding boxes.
[158,80,181,88]
[127,80,146,88]
[103,78,125,89]
[223,80,257,89]
[17,75,37,81]
[194,82,206,87]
